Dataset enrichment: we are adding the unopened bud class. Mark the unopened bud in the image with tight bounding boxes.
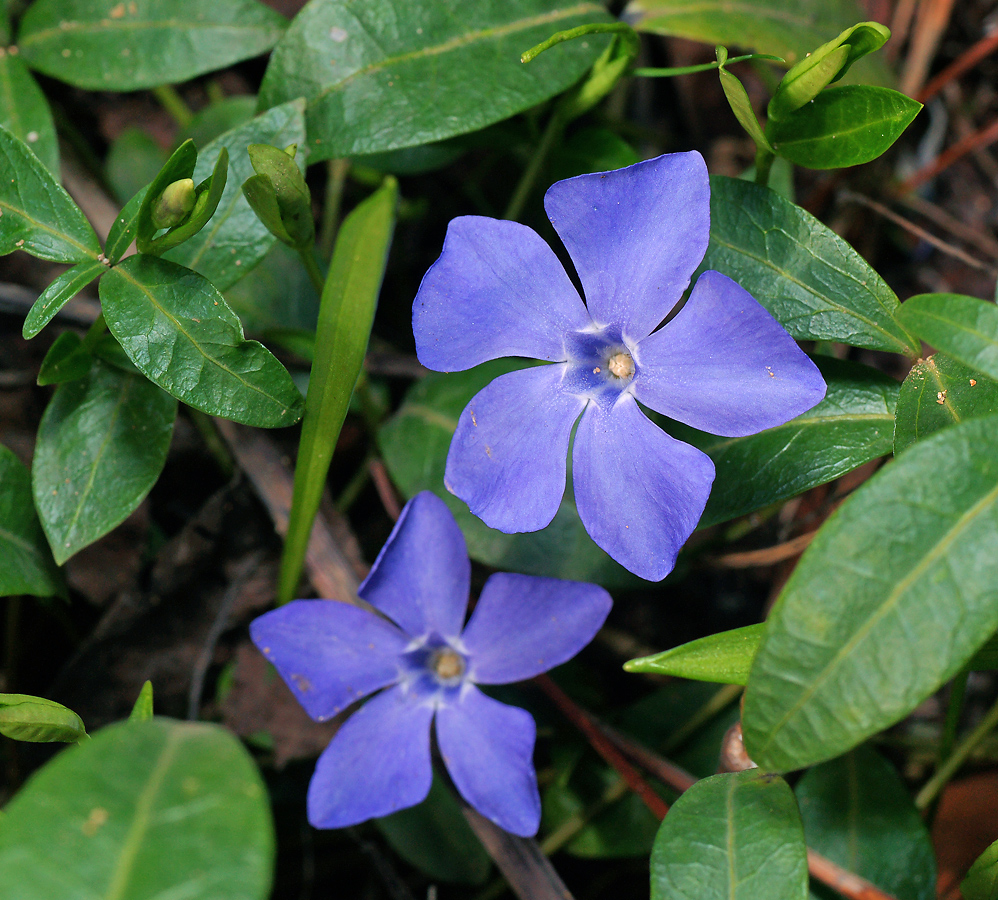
[150,177,196,230]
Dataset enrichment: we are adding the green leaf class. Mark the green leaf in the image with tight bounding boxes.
[548,126,639,182]
[99,255,303,428]
[32,359,176,565]
[164,100,307,292]
[22,258,105,339]
[796,745,935,900]
[18,0,286,92]
[245,142,313,248]
[0,694,86,743]
[719,67,772,152]
[375,773,491,884]
[129,681,154,721]
[258,0,612,161]
[767,86,921,169]
[278,178,397,603]
[963,840,998,900]
[105,129,167,205]
[673,357,898,528]
[894,354,998,455]
[0,444,64,598]
[136,140,198,251]
[897,293,998,383]
[0,124,100,262]
[743,412,998,772]
[105,186,147,266]
[625,624,765,685]
[378,361,635,588]
[179,95,258,149]
[0,49,59,174]
[0,717,275,899]
[703,176,918,354]
[650,770,808,900]
[37,331,92,385]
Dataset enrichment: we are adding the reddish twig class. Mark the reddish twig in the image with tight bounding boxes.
[918,27,998,103]
[901,117,998,192]
[369,457,402,521]
[899,0,958,98]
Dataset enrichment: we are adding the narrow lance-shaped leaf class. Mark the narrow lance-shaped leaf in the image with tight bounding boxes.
[702,176,918,354]
[0,124,99,262]
[625,624,765,685]
[0,694,87,743]
[743,412,998,772]
[37,331,92,386]
[278,178,398,603]
[22,258,105,339]
[17,0,286,91]
[104,186,147,266]
[32,359,177,565]
[963,840,998,900]
[0,48,59,174]
[99,255,304,428]
[897,293,998,383]
[129,681,154,721]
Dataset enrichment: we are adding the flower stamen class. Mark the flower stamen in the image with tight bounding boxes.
[607,351,635,380]
[431,648,466,682]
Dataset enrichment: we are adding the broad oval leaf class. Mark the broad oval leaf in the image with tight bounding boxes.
[258,0,612,161]
[0,124,100,262]
[625,623,765,685]
[650,770,808,900]
[767,86,921,169]
[894,353,998,455]
[32,359,177,565]
[378,361,635,588]
[0,444,64,598]
[0,717,275,900]
[18,0,286,92]
[164,100,307,291]
[897,293,998,383]
[100,255,304,427]
[796,745,935,900]
[963,840,998,900]
[22,258,105,338]
[0,50,59,174]
[0,693,86,743]
[703,176,917,354]
[743,412,998,772]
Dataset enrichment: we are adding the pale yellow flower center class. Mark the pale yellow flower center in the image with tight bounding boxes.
[607,351,635,380]
[432,648,465,681]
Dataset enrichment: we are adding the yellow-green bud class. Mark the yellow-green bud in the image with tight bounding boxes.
[150,177,196,230]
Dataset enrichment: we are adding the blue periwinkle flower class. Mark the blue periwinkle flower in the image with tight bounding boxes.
[413,151,827,581]
[251,491,612,836]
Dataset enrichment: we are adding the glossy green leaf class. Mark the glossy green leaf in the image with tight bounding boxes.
[100,255,303,428]
[625,624,765,685]
[548,126,639,182]
[0,49,58,174]
[796,745,935,900]
[894,354,998,455]
[129,681,154,721]
[963,840,998,900]
[703,176,918,354]
[278,178,397,603]
[0,124,100,262]
[650,770,808,900]
[259,0,612,161]
[0,694,86,743]
[378,362,634,588]
[719,67,772,152]
[32,359,176,565]
[767,86,921,169]
[897,293,998,383]
[743,413,998,772]
[23,258,105,338]
[375,773,491,884]
[104,187,147,266]
[179,95,258,149]
[164,100,307,291]
[0,444,64,598]
[18,0,286,92]
[673,357,898,528]
[37,331,92,385]
[105,130,167,205]
[244,142,313,248]
[0,717,275,899]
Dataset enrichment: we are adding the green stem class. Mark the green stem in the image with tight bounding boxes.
[633,53,784,78]
[938,668,970,766]
[754,148,775,187]
[662,682,742,754]
[916,688,998,810]
[187,409,235,479]
[153,85,193,131]
[335,451,374,514]
[504,108,566,222]
[297,248,326,296]
[319,159,351,261]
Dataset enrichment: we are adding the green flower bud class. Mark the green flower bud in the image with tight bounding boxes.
[150,177,196,230]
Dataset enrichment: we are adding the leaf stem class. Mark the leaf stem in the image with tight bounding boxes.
[633,53,784,78]
[152,85,193,131]
[754,148,775,186]
[297,248,326,297]
[503,107,566,222]
[319,159,350,261]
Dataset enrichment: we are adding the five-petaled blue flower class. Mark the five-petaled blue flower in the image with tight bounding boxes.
[250,491,612,836]
[413,151,827,581]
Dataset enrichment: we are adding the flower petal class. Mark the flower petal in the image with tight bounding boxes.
[572,396,715,581]
[359,491,470,639]
[307,685,434,828]
[436,685,540,836]
[445,365,586,533]
[463,573,612,684]
[544,152,709,342]
[250,600,408,722]
[413,216,592,371]
[633,270,827,436]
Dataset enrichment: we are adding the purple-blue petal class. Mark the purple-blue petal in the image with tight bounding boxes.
[436,685,540,837]
[413,216,592,372]
[463,573,612,684]
[445,365,586,533]
[359,491,470,639]
[633,270,827,436]
[544,152,710,343]
[307,685,434,828]
[250,600,407,722]
[572,396,715,581]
